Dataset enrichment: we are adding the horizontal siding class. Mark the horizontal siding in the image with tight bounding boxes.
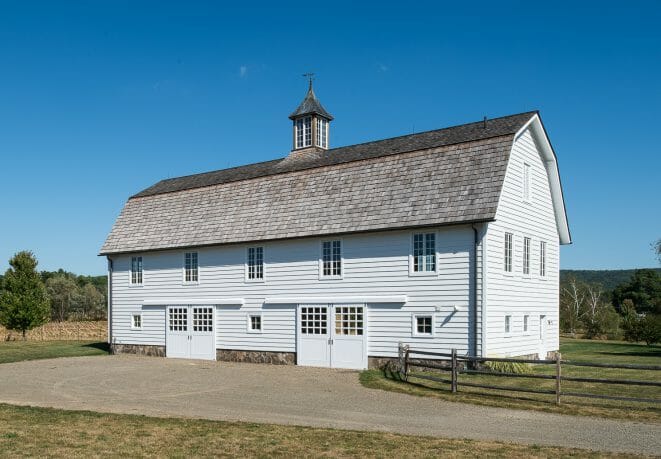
[485,129,560,357]
[110,226,477,357]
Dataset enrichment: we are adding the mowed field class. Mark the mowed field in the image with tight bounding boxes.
[0,340,109,364]
[361,339,661,422]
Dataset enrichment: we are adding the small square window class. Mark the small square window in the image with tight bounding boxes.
[248,314,262,333]
[132,314,142,329]
[413,315,433,336]
[504,315,511,334]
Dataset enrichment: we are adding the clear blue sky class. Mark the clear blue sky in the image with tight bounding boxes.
[0,1,659,275]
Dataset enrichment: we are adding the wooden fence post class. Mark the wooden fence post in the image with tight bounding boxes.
[451,348,458,393]
[555,352,562,405]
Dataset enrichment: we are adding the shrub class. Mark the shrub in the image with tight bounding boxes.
[484,360,532,374]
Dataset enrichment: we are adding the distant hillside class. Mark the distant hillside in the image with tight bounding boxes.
[561,268,661,292]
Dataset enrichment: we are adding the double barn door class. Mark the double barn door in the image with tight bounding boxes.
[297,304,367,369]
[166,306,216,360]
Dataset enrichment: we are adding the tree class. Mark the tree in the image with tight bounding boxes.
[45,275,80,322]
[612,269,661,315]
[654,239,661,265]
[76,284,106,320]
[0,251,50,339]
[560,276,585,336]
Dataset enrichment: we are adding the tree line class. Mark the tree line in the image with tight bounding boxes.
[0,251,107,339]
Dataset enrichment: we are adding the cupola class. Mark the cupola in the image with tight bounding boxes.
[289,77,333,151]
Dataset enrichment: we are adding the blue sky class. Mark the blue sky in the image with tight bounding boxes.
[0,1,659,275]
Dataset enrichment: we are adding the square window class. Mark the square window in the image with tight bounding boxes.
[132,314,142,329]
[413,315,433,336]
[249,314,262,332]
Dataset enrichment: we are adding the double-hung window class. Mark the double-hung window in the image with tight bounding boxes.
[247,247,264,281]
[504,233,513,273]
[316,118,328,148]
[130,256,143,285]
[539,241,547,277]
[412,233,436,273]
[184,252,198,283]
[295,116,312,148]
[321,240,342,277]
[523,237,531,275]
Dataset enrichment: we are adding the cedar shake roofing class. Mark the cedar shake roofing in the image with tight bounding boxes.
[288,83,333,120]
[100,111,536,255]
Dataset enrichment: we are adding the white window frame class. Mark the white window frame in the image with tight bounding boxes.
[523,162,532,202]
[129,256,144,287]
[504,314,512,336]
[522,236,531,276]
[316,117,328,148]
[523,314,530,334]
[183,252,199,285]
[409,232,437,276]
[131,313,142,330]
[319,239,343,280]
[412,314,434,337]
[245,246,265,282]
[539,241,547,278]
[503,233,513,273]
[295,116,312,149]
[247,313,262,333]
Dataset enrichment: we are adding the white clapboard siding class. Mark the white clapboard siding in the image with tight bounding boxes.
[110,225,476,358]
[484,128,560,357]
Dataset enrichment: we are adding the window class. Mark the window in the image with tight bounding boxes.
[523,237,531,275]
[524,314,530,333]
[504,315,511,334]
[247,247,264,280]
[192,307,213,332]
[335,306,364,336]
[539,241,547,277]
[504,233,513,272]
[523,162,531,202]
[321,240,342,277]
[412,233,436,273]
[295,116,312,148]
[316,118,328,148]
[248,314,262,333]
[130,256,143,285]
[131,313,142,329]
[300,306,328,335]
[184,252,198,283]
[413,315,433,336]
[169,307,187,331]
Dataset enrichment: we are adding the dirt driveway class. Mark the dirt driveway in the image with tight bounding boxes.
[0,355,658,455]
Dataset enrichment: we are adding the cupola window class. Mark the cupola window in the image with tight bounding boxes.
[295,116,312,149]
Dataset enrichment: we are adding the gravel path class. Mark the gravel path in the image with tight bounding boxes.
[0,355,658,455]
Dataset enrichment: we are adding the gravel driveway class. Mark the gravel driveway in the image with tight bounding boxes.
[0,355,658,455]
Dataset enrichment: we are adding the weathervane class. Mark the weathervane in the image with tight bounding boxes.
[302,72,315,89]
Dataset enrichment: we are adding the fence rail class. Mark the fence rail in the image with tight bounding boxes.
[397,343,661,405]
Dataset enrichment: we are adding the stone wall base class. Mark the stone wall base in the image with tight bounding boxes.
[111,343,166,357]
[217,349,296,365]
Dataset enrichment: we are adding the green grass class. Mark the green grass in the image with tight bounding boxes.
[0,340,109,364]
[360,339,661,422]
[0,403,635,458]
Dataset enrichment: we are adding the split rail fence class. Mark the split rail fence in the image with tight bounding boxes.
[397,343,661,405]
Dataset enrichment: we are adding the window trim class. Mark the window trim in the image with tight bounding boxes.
[523,162,532,203]
[523,314,531,335]
[129,256,144,287]
[131,313,142,330]
[412,314,435,337]
[539,240,547,278]
[246,313,263,333]
[504,314,512,337]
[409,232,438,276]
[182,251,199,285]
[503,232,514,274]
[319,239,343,280]
[245,246,265,283]
[295,116,312,149]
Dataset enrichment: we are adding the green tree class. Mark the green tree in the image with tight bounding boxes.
[654,239,661,264]
[0,251,50,339]
[612,269,661,315]
[76,283,106,320]
[45,275,80,322]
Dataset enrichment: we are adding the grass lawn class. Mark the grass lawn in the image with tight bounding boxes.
[361,339,661,422]
[0,403,633,458]
[0,340,109,364]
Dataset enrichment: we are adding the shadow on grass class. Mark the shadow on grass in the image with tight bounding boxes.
[82,342,111,353]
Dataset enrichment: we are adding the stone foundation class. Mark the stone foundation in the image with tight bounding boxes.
[111,343,166,357]
[217,349,296,365]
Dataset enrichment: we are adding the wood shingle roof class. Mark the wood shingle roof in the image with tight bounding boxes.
[100,112,536,255]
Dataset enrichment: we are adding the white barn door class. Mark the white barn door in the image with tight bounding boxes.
[297,304,366,369]
[166,305,216,361]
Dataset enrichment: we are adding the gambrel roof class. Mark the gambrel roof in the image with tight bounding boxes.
[101,111,567,255]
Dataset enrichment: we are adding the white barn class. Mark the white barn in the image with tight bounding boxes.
[101,84,570,369]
